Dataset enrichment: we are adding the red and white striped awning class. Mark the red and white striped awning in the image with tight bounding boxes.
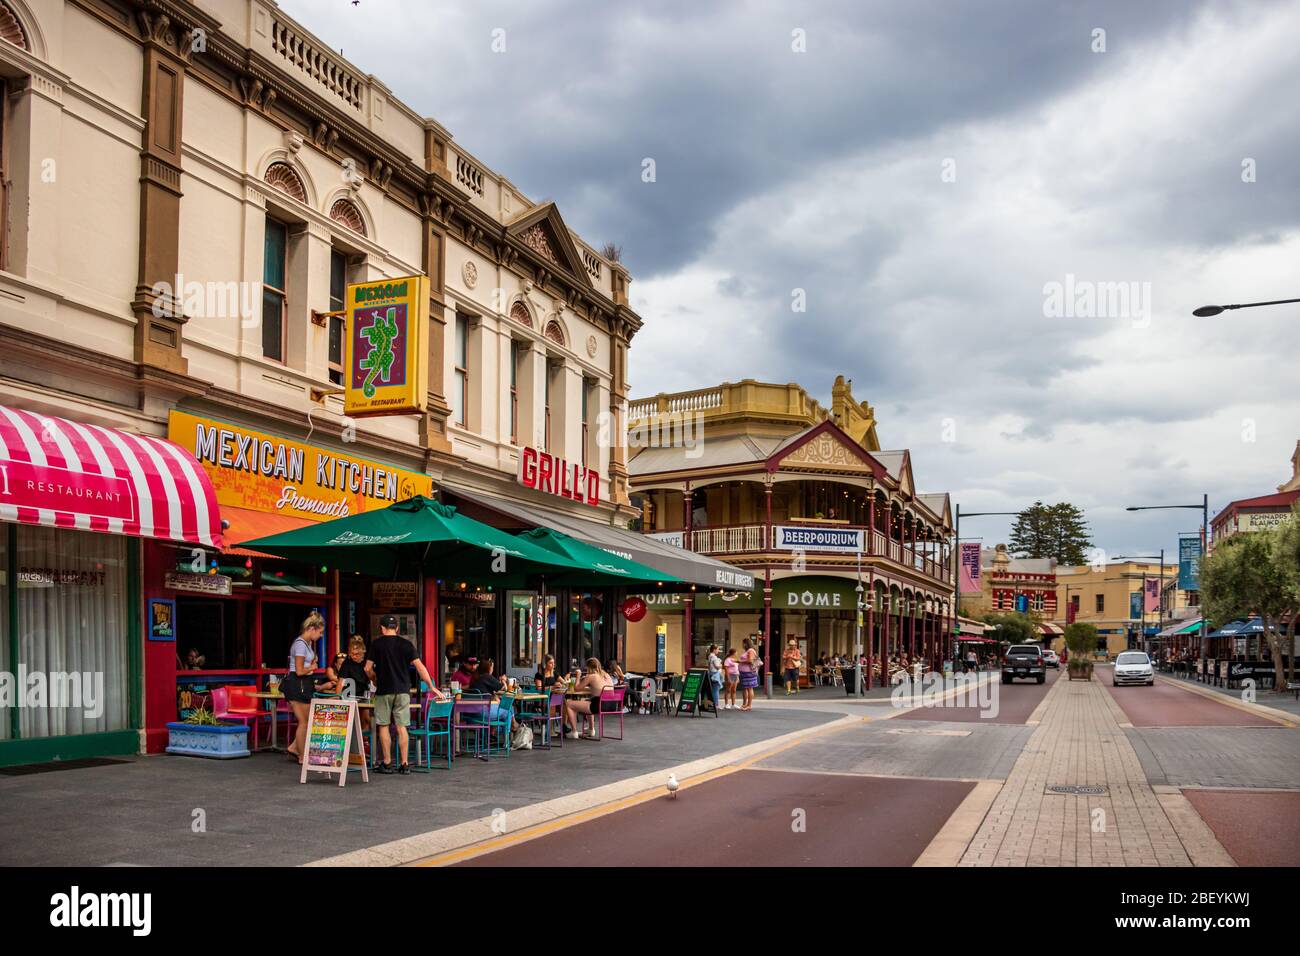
[0,405,223,547]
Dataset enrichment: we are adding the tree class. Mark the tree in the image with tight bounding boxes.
[1200,505,1300,696]
[1008,501,1092,565]
[1063,622,1099,665]
[982,610,1039,646]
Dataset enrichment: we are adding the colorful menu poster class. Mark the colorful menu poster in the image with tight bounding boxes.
[299,698,368,787]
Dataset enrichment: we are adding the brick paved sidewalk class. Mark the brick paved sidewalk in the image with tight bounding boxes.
[958,672,1216,866]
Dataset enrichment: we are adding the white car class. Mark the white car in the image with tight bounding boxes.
[1043,650,1060,669]
[1113,651,1155,686]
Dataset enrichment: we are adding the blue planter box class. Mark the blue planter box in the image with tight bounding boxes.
[165,722,250,759]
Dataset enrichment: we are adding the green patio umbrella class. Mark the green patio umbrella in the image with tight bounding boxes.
[515,527,683,588]
[239,496,583,582]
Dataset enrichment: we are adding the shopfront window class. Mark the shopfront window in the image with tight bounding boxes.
[176,598,252,671]
[509,591,556,676]
[569,591,607,666]
[16,525,129,739]
[260,602,327,672]
[443,598,496,665]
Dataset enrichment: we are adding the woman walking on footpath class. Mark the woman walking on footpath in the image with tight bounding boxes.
[283,611,326,764]
[738,638,760,711]
[782,639,802,695]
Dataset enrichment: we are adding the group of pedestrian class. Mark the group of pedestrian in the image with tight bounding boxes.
[705,639,760,710]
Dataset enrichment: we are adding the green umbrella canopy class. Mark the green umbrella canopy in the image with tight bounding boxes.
[515,527,683,588]
[239,496,582,581]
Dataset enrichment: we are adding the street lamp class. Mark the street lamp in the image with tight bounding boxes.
[1125,497,1209,667]
[1192,297,1300,317]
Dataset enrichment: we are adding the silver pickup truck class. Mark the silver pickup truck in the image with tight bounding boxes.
[1001,644,1046,684]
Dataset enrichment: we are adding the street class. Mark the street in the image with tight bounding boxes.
[427,667,1300,867]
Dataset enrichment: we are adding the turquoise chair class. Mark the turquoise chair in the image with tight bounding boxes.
[409,698,454,771]
[485,693,515,757]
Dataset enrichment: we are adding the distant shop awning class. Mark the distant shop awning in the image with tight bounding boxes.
[0,404,222,547]
[438,481,756,592]
[1210,619,1250,638]
[1156,617,1204,638]
[1039,622,1064,637]
[954,616,990,637]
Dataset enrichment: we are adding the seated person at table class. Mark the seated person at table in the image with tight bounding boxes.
[564,658,613,739]
[534,654,561,690]
[606,659,627,684]
[467,658,505,697]
[450,657,478,690]
[328,637,373,728]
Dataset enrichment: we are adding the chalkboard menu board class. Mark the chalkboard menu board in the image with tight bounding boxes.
[300,698,368,786]
[676,668,717,717]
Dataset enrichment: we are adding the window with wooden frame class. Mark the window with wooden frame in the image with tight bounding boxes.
[262,218,288,362]
[327,250,347,386]
[544,361,553,453]
[581,377,592,469]
[509,340,521,445]
[1094,593,1105,614]
[452,314,468,427]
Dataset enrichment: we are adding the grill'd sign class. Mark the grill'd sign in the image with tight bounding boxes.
[518,446,600,506]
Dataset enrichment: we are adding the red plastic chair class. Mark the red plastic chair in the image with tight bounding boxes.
[593,687,626,740]
[212,685,263,748]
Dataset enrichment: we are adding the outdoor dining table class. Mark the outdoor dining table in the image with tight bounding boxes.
[249,691,286,752]
[357,697,422,769]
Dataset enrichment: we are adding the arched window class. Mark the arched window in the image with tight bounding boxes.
[0,2,28,50]
[509,301,533,328]
[264,162,307,203]
[328,197,366,236]
[544,320,565,346]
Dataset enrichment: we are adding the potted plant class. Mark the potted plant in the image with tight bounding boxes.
[166,706,251,759]
[1064,623,1098,681]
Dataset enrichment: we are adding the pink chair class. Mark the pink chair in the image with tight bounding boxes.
[211,685,263,748]
[591,687,626,741]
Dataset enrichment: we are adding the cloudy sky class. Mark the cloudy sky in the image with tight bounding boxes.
[284,0,1300,556]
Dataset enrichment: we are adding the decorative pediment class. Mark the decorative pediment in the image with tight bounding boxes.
[505,202,593,290]
[897,451,914,496]
[768,420,887,479]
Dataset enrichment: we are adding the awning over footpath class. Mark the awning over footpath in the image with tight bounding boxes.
[0,404,222,547]
[1156,617,1205,638]
[1039,622,1064,638]
[438,480,757,592]
[954,615,990,637]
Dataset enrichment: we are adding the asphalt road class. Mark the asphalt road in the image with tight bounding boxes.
[1104,674,1282,727]
[456,767,973,867]
[898,667,1059,724]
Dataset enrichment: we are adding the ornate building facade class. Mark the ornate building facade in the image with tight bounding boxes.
[625,377,954,687]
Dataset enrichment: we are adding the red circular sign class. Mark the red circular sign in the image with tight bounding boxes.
[622,596,647,622]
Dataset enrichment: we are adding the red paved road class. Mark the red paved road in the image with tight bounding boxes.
[1183,789,1300,866]
[898,668,1058,724]
[1103,674,1281,727]
[456,769,973,867]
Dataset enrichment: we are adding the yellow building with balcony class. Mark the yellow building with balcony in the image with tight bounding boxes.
[626,377,954,688]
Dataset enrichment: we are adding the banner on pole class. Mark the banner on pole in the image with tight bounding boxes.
[1144,576,1160,613]
[959,542,982,594]
[1178,536,1202,591]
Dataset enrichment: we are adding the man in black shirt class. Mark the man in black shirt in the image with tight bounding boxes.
[366,615,444,774]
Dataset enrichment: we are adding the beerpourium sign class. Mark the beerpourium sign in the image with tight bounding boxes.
[772,525,864,554]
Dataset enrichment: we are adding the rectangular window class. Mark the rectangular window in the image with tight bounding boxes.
[328,250,346,386]
[544,363,553,453]
[262,219,288,362]
[16,526,129,739]
[509,341,520,445]
[451,315,468,427]
[1095,594,1105,614]
[581,378,591,469]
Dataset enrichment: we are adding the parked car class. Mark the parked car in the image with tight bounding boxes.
[1002,644,1046,684]
[1043,649,1060,669]
[1113,650,1155,686]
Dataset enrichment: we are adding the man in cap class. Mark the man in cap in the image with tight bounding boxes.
[366,614,444,774]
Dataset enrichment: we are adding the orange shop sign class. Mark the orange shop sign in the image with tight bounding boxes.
[168,410,432,521]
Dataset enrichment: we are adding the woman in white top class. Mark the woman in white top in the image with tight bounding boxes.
[284,611,325,764]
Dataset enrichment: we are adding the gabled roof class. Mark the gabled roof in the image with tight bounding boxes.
[765,419,887,480]
[917,492,952,527]
[874,449,914,496]
[505,202,593,290]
